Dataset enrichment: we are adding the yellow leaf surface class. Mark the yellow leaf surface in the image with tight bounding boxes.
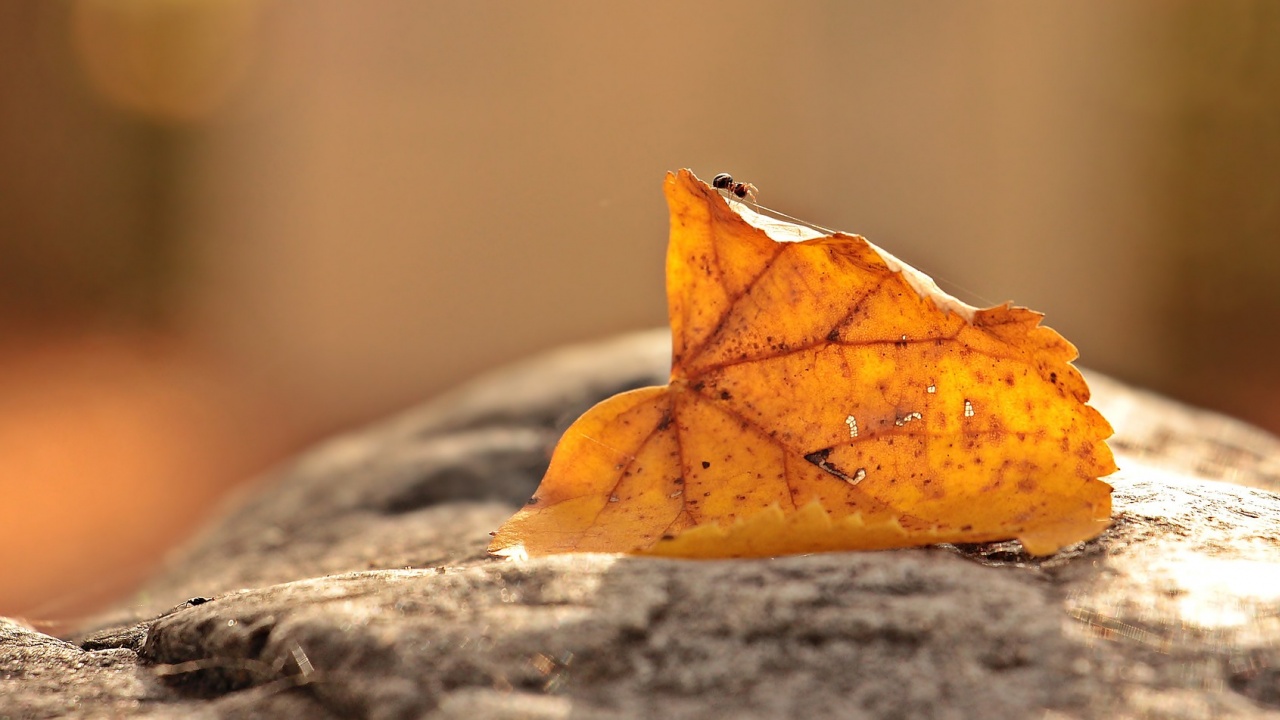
[489,170,1115,559]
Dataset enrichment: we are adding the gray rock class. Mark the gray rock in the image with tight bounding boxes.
[4,329,1280,719]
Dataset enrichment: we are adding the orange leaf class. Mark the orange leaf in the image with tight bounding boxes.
[490,170,1116,559]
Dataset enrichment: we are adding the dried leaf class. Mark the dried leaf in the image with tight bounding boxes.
[490,170,1115,559]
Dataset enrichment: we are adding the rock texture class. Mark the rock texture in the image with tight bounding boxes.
[4,329,1280,719]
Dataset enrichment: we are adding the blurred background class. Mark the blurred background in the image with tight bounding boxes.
[2,1,1278,621]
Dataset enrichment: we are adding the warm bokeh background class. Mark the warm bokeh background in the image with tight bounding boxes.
[2,1,1278,622]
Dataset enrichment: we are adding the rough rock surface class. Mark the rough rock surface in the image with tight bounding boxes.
[4,329,1280,719]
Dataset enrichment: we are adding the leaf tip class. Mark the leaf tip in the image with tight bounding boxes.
[488,539,530,561]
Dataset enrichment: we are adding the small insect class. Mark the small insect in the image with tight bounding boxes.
[712,172,758,202]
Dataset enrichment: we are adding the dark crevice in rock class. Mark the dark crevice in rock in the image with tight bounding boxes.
[140,609,287,699]
[373,450,551,514]
[79,623,150,653]
[431,374,666,439]
[1230,664,1280,708]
